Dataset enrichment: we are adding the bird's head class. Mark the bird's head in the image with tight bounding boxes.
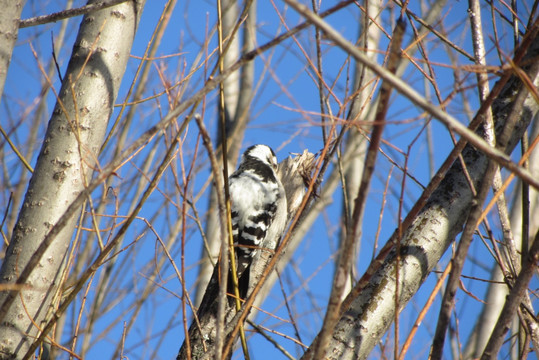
[242,144,278,170]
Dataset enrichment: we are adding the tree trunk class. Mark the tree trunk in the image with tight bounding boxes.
[0,0,25,101]
[301,22,539,360]
[0,1,144,358]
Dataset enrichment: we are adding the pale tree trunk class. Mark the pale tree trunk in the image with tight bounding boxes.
[195,0,255,307]
[0,1,144,358]
[339,0,381,296]
[221,0,240,124]
[463,119,539,359]
[299,18,539,360]
[0,0,25,101]
[2,0,73,247]
[255,0,448,318]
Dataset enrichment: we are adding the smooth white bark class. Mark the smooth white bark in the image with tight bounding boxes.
[0,1,144,358]
[0,0,25,101]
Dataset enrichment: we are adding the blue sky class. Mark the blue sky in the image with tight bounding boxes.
[3,1,537,359]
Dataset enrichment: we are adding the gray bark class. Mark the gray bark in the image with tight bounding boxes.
[0,1,144,358]
[301,25,539,360]
[0,0,25,102]
[3,0,73,246]
[464,118,539,359]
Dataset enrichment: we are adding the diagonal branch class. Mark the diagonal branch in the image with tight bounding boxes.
[19,0,131,28]
[283,0,539,190]
[481,228,539,359]
[311,17,406,360]
[299,14,539,360]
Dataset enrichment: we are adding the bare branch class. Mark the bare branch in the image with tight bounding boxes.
[301,18,539,360]
[283,0,539,190]
[313,18,406,359]
[19,0,131,28]
[481,229,539,359]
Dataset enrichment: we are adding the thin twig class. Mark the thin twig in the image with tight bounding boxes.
[0,125,33,173]
[19,0,130,28]
[481,229,539,359]
[282,0,539,190]
[311,16,406,360]
[429,19,534,354]
[247,320,296,360]
[398,262,452,360]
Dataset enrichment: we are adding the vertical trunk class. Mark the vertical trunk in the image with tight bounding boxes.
[340,0,381,295]
[195,0,253,307]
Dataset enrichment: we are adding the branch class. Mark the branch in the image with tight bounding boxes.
[480,229,539,359]
[19,0,131,28]
[283,0,539,190]
[0,0,24,99]
[430,3,534,356]
[312,17,406,359]
[300,16,539,360]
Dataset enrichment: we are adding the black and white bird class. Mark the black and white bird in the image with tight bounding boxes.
[228,144,287,298]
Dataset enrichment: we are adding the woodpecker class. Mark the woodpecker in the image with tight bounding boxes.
[228,144,287,298]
